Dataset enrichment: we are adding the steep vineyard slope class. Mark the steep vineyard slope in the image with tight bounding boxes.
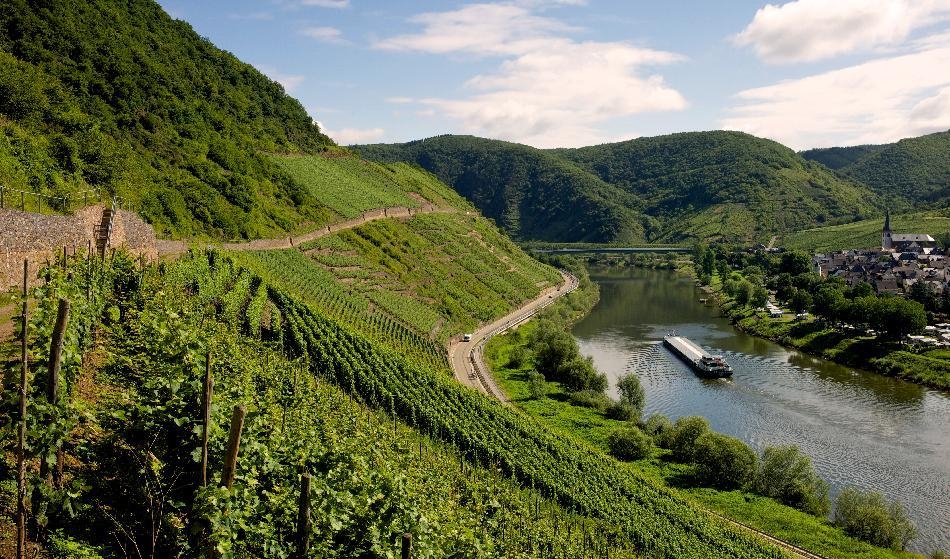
[0,0,333,239]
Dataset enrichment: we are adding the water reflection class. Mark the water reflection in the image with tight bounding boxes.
[573,266,950,552]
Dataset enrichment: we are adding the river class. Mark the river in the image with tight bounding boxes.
[572,266,950,553]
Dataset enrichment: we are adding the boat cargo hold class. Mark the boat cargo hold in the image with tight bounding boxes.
[663,336,733,379]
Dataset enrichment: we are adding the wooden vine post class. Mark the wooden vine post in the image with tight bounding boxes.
[220,405,246,490]
[201,353,212,486]
[401,533,412,559]
[295,473,311,558]
[16,260,29,559]
[46,298,70,487]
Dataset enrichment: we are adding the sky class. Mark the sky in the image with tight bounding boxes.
[156,0,950,150]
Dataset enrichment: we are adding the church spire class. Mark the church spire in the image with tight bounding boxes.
[882,210,892,250]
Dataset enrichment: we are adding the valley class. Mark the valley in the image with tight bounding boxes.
[2,1,948,558]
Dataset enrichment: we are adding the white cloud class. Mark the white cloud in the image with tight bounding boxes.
[301,26,347,44]
[721,34,950,149]
[254,64,305,93]
[375,4,576,57]
[324,127,386,145]
[301,0,349,8]
[375,3,685,147]
[735,0,950,64]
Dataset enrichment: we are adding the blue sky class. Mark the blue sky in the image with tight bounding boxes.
[157,0,950,149]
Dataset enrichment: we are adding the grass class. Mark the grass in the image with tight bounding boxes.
[486,321,623,450]
[484,314,917,559]
[686,489,918,559]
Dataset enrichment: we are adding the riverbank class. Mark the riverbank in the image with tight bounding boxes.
[707,279,950,392]
[485,323,917,559]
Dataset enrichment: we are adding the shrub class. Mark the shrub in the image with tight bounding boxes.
[557,355,608,393]
[607,427,653,461]
[754,445,830,516]
[665,416,710,462]
[48,531,106,559]
[642,413,672,441]
[605,401,638,422]
[527,370,546,400]
[507,346,531,368]
[834,487,916,550]
[568,390,611,411]
[616,373,645,415]
[692,432,757,490]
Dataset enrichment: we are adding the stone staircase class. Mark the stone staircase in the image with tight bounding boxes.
[94,202,116,257]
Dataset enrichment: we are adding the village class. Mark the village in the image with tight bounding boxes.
[811,213,950,346]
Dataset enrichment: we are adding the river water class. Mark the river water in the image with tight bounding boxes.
[572,267,950,553]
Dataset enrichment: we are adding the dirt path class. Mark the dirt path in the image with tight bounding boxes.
[156,203,454,256]
[447,270,578,401]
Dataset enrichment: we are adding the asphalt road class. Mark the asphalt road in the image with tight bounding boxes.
[447,270,578,401]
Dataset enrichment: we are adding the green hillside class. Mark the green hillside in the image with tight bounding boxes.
[358,132,881,244]
[1,253,641,558]
[356,135,644,243]
[800,145,884,170]
[783,209,950,252]
[833,130,950,207]
[0,0,336,239]
[556,131,879,243]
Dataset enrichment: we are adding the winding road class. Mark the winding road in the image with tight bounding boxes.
[447,270,578,402]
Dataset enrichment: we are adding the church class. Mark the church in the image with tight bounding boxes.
[882,212,937,254]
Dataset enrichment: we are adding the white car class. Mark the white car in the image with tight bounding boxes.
[462,334,473,342]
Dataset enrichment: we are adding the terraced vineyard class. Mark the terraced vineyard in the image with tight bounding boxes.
[7,253,650,557]
[271,154,472,218]
[296,213,562,341]
[230,249,450,372]
[184,251,783,558]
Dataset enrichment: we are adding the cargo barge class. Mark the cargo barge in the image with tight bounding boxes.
[663,336,733,378]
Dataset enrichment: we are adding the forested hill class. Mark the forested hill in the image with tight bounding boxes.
[821,130,950,208]
[0,0,334,239]
[799,145,885,170]
[356,135,643,243]
[358,132,880,244]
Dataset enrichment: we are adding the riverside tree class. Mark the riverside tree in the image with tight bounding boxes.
[664,416,710,463]
[691,432,757,490]
[754,445,830,516]
[834,487,916,550]
[616,373,645,417]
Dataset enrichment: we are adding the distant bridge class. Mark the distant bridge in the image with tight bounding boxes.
[530,246,690,254]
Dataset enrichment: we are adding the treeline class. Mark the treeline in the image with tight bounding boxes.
[356,131,879,245]
[838,130,950,208]
[0,0,334,239]
[356,135,642,243]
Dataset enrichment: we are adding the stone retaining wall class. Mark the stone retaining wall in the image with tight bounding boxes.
[0,206,157,289]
